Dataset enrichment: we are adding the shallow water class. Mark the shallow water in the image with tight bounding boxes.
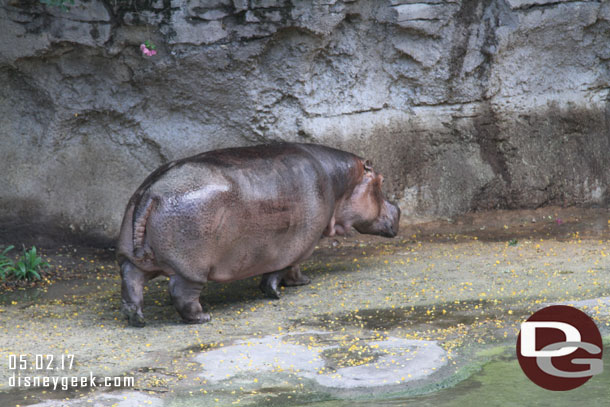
[3,346,608,407]
[300,346,610,407]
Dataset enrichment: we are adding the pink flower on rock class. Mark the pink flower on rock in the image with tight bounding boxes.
[140,43,157,57]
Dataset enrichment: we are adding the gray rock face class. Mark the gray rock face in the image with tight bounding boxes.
[0,0,608,244]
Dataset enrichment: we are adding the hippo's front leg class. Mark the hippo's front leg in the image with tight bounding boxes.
[282,265,311,286]
[260,265,311,299]
[260,269,284,299]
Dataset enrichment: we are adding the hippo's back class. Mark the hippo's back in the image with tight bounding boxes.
[139,143,359,210]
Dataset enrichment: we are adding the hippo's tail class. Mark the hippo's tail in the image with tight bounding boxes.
[132,196,157,260]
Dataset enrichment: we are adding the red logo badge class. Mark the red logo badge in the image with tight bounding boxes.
[517,305,603,391]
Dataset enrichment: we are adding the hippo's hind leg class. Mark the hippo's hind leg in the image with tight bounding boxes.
[260,265,311,299]
[120,260,156,328]
[169,274,210,324]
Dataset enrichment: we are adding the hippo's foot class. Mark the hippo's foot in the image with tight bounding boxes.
[169,274,210,325]
[122,302,146,328]
[282,266,311,286]
[182,312,211,325]
[176,302,211,325]
[178,302,210,325]
[260,271,282,299]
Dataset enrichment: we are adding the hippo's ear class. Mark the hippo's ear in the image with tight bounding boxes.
[363,160,373,173]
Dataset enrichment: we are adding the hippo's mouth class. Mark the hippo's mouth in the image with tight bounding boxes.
[378,229,397,238]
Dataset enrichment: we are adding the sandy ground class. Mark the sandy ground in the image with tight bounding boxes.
[0,207,609,406]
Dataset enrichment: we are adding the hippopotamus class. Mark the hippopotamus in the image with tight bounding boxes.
[117,143,400,327]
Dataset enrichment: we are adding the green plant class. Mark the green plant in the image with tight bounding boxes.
[39,0,75,12]
[144,40,156,51]
[0,245,14,280]
[8,246,49,281]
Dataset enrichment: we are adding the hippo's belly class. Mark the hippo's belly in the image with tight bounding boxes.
[202,193,330,282]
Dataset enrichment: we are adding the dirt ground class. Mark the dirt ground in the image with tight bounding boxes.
[0,207,609,406]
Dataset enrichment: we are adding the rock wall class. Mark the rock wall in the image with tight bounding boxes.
[0,0,608,244]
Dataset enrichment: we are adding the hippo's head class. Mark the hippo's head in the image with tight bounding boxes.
[331,160,401,238]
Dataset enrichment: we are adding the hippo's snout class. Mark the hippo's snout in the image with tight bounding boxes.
[391,204,401,236]
[379,201,400,238]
